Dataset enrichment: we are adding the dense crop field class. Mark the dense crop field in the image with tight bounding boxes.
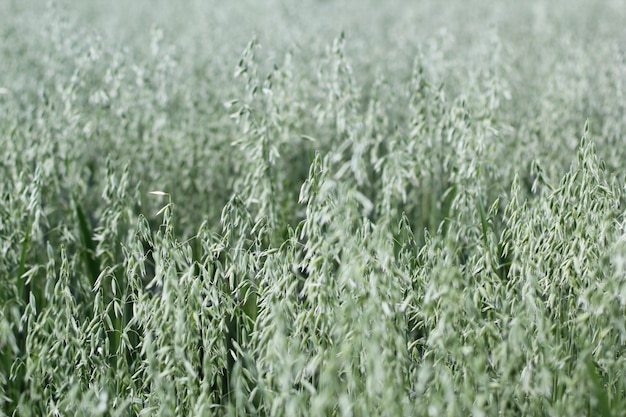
[1,1,626,416]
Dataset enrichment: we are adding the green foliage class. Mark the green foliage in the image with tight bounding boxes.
[1,1,625,416]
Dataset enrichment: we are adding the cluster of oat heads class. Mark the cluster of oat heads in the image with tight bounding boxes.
[1,1,625,416]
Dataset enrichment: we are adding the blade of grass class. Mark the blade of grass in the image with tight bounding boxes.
[74,197,101,287]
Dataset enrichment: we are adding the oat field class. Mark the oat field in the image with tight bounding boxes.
[1,1,626,416]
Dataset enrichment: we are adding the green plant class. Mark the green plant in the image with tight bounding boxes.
[1,1,625,416]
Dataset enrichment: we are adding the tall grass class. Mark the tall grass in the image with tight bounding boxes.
[1,1,625,416]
